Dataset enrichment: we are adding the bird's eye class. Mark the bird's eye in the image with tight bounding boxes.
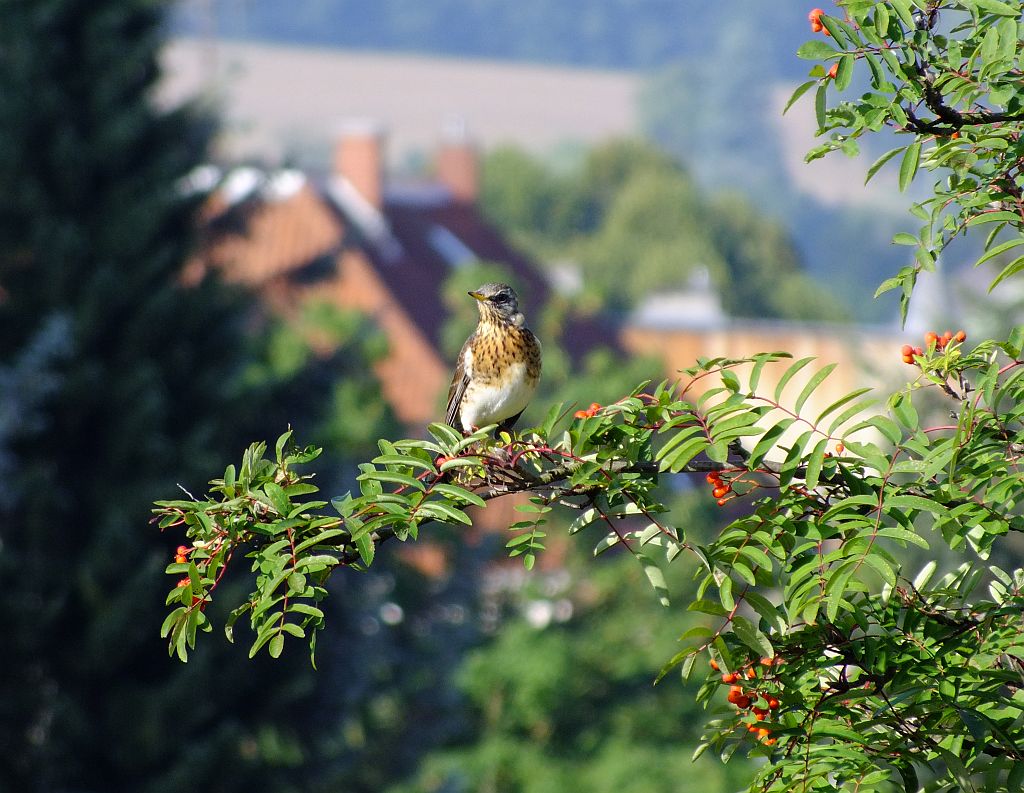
[492,293,509,304]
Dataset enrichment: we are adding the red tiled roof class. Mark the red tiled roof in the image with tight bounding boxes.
[198,183,344,286]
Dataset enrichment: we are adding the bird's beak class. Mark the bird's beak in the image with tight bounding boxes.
[468,290,486,301]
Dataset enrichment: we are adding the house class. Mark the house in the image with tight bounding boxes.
[187,121,559,429]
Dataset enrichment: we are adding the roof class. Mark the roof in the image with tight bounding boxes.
[192,166,618,365]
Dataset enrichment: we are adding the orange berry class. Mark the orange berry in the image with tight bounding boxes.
[746,667,757,680]
[735,695,752,709]
[835,442,844,454]
[764,737,778,746]
[951,131,960,139]
[588,402,601,412]
[924,331,938,347]
[176,545,189,556]
[710,658,720,671]
[753,707,768,719]
[706,472,721,484]
[943,330,953,340]
[913,346,923,356]
[712,485,731,499]
[747,722,760,732]
[174,554,187,565]
[954,329,966,343]
[808,8,825,31]
[717,498,728,507]
[826,62,839,79]
[722,672,741,684]
[573,410,589,419]
[176,577,190,588]
[766,696,780,710]
[902,354,915,364]
[900,344,913,356]
[758,727,771,739]
[760,657,774,666]
[727,685,745,703]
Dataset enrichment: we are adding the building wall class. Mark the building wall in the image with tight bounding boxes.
[621,324,904,444]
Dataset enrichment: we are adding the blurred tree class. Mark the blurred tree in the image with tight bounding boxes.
[385,549,754,793]
[481,140,845,320]
[0,1,455,791]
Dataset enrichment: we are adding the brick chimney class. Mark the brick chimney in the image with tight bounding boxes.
[435,118,479,204]
[334,120,385,209]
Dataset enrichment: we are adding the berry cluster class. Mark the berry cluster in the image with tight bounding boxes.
[711,657,784,746]
[705,470,732,506]
[901,329,966,364]
[173,544,191,588]
[573,402,602,420]
[808,8,830,35]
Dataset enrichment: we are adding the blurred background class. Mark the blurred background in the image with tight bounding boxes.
[0,1,1007,792]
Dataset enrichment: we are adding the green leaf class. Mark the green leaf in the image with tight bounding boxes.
[976,237,1024,268]
[784,80,817,115]
[898,141,921,192]
[795,363,837,415]
[416,501,472,526]
[268,633,285,658]
[888,0,915,27]
[731,615,773,657]
[988,255,1024,293]
[775,357,815,403]
[797,40,838,60]
[639,554,670,607]
[747,418,795,469]
[263,482,291,515]
[865,146,906,185]
[804,438,829,491]
[835,54,855,90]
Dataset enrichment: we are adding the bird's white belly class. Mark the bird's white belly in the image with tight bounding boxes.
[460,361,535,430]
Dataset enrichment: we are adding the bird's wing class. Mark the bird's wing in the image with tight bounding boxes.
[445,334,474,428]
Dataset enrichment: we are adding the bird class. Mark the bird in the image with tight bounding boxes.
[445,282,542,434]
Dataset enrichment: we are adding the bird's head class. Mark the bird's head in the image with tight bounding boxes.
[468,282,524,326]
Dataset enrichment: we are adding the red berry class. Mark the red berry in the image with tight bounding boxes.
[900,344,913,356]
[176,545,189,556]
[913,347,924,356]
[808,8,826,33]
[746,667,757,679]
[735,695,752,709]
[176,577,189,588]
[954,329,966,343]
[712,485,731,499]
[722,672,741,684]
[826,62,839,79]
[727,685,745,703]
[765,737,778,746]
[706,472,721,484]
[710,658,720,671]
[766,695,780,709]
[573,410,589,419]
[717,498,728,507]
[924,331,938,347]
